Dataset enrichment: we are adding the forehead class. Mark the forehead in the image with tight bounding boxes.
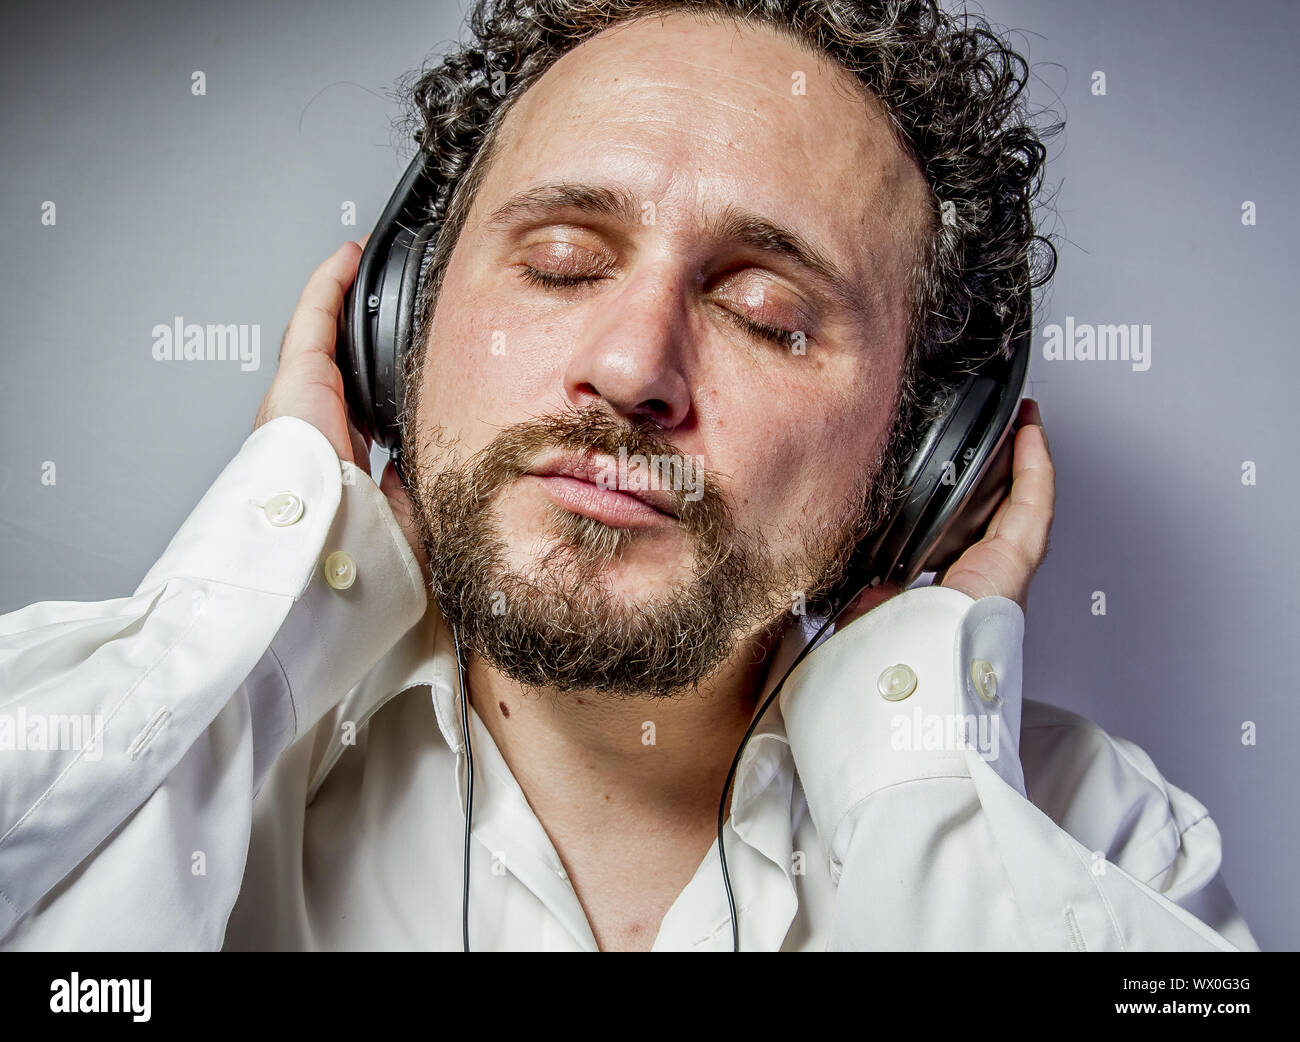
[476,11,932,299]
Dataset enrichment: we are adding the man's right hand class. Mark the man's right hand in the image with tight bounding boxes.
[253,240,428,571]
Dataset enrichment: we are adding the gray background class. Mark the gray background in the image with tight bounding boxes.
[1,0,1295,949]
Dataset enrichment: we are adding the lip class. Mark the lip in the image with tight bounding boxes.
[526,452,679,527]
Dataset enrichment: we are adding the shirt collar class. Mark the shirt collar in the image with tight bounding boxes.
[309,596,828,838]
[304,598,823,949]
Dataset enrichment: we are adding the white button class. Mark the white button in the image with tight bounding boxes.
[263,492,304,527]
[877,663,917,701]
[971,659,1000,704]
[323,550,357,590]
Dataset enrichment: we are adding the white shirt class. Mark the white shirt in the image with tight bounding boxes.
[0,417,1258,951]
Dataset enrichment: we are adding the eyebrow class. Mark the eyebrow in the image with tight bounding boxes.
[485,180,866,317]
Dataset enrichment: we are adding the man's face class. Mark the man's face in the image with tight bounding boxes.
[406,11,932,697]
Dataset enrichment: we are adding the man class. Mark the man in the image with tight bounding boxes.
[0,0,1256,950]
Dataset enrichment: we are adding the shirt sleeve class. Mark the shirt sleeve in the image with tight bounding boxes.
[779,584,1253,951]
[0,416,426,950]
[1019,701,1260,951]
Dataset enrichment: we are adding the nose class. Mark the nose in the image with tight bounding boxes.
[560,265,692,429]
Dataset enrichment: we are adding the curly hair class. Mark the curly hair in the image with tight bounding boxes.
[395,0,1058,491]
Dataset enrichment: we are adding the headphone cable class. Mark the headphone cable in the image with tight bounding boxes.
[715,581,873,952]
[455,580,874,953]
[452,620,474,953]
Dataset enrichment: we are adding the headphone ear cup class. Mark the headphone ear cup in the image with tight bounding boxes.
[339,267,378,445]
[827,332,1029,614]
[864,374,1002,588]
[373,221,438,450]
[919,414,1017,574]
[338,151,442,452]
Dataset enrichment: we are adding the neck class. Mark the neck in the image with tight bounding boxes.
[466,623,783,818]
[461,621,788,949]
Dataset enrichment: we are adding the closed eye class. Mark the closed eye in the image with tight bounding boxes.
[517,265,609,290]
[712,306,802,349]
[515,265,802,348]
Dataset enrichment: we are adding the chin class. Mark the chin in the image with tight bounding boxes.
[504,529,696,598]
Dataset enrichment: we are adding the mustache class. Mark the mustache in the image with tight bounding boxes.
[440,403,730,535]
[405,402,797,698]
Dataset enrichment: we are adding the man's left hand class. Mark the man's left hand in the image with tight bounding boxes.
[839,397,1055,623]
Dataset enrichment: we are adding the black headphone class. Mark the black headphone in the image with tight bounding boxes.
[338,147,1032,950]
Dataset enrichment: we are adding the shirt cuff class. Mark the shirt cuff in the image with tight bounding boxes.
[268,444,429,743]
[135,415,428,743]
[779,584,1026,869]
[135,416,345,600]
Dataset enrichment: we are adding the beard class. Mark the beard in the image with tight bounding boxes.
[403,402,895,699]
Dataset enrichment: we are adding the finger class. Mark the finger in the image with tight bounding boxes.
[1018,397,1045,448]
[278,241,362,369]
[942,540,1031,609]
[1014,396,1041,432]
[980,488,1013,541]
[987,419,1054,567]
[981,398,1040,544]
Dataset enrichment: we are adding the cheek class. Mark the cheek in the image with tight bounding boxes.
[703,357,893,535]
[417,266,566,450]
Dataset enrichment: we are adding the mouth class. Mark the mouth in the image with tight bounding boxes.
[525,451,680,528]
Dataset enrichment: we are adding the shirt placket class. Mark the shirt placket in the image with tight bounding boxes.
[651,732,800,951]
[428,671,600,951]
